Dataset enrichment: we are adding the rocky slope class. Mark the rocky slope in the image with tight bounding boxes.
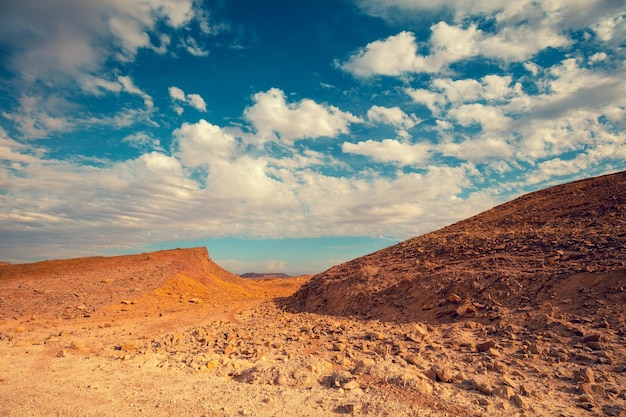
[288,170,626,325]
[0,247,256,321]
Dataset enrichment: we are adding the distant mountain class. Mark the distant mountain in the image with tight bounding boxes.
[240,272,291,279]
[287,171,626,324]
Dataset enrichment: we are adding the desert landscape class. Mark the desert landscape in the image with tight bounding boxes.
[1,170,625,417]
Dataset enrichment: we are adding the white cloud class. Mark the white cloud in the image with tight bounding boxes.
[448,103,510,131]
[187,94,207,112]
[367,105,421,129]
[243,88,362,144]
[423,22,481,71]
[122,132,162,151]
[173,120,237,167]
[2,96,73,139]
[342,139,431,166]
[168,86,187,102]
[79,75,124,95]
[346,1,624,78]
[440,136,514,163]
[478,23,569,62]
[182,36,210,57]
[339,31,420,78]
[589,52,608,64]
[405,88,446,114]
[0,0,198,83]
[168,86,207,112]
[118,76,154,109]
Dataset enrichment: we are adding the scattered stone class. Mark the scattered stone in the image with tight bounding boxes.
[342,380,360,390]
[274,374,288,386]
[511,394,525,408]
[431,365,454,383]
[487,347,501,358]
[69,340,84,350]
[502,376,518,389]
[494,386,515,400]
[528,343,542,354]
[448,294,462,303]
[603,405,626,417]
[585,340,603,350]
[423,368,437,382]
[475,380,493,395]
[582,333,602,342]
[574,367,595,384]
[406,324,428,343]
[477,340,496,353]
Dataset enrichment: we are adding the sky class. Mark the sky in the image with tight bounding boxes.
[0,0,625,275]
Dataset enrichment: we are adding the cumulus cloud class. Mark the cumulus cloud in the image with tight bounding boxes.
[173,119,238,167]
[243,88,362,144]
[342,139,431,166]
[367,106,421,137]
[168,86,207,112]
[339,31,420,77]
[343,0,623,78]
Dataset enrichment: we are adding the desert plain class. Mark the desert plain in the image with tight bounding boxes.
[1,171,626,417]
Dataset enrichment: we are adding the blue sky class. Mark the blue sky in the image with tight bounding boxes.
[1,0,625,275]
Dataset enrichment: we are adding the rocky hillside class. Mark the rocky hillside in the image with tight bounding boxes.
[288,171,626,325]
[0,247,256,320]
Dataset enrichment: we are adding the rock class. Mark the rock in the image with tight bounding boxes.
[406,324,428,343]
[455,302,477,317]
[189,298,202,304]
[448,294,462,303]
[603,406,626,417]
[585,340,603,350]
[494,386,515,400]
[342,380,360,390]
[340,404,360,414]
[574,367,595,383]
[432,365,454,383]
[476,340,496,353]
[487,347,501,358]
[423,368,437,382]
[582,333,602,342]
[511,394,525,408]
[475,380,493,395]
[502,376,518,389]
[274,374,288,386]
[56,349,68,358]
[332,342,346,352]
[528,343,542,354]
[69,340,84,350]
